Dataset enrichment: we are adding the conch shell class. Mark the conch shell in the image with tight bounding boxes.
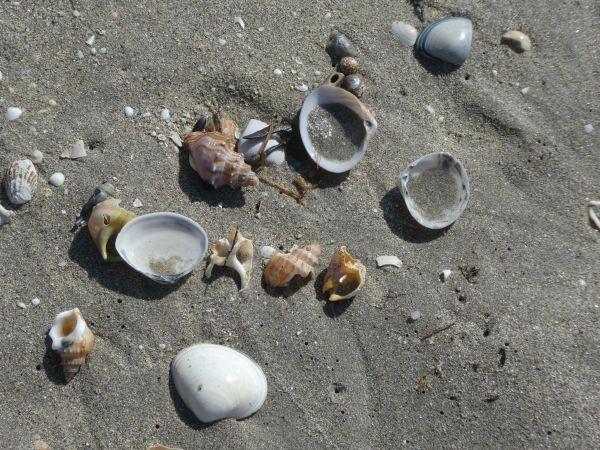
[185,131,259,189]
[4,159,38,205]
[322,246,366,301]
[48,308,94,381]
[87,198,136,261]
[264,244,321,287]
[205,226,253,290]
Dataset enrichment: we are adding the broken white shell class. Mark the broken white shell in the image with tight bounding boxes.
[376,255,402,269]
[61,139,88,159]
[399,152,469,229]
[115,212,208,284]
[237,119,285,166]
[299,86,377,173]
[171,343,267,423]
[4,159,38,205]
[205,226,253,290]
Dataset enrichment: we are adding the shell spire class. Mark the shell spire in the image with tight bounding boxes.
[185,131,259,189]
[322,246,366,301]
[48,308,94,381]
[205,226,254,290]
[264,244,321,287]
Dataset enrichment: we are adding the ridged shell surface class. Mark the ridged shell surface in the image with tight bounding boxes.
[415,17,472,66]
[185,131,259,189]
[171,344,267,423]
[4,159,38,205]
[264,244,321,287]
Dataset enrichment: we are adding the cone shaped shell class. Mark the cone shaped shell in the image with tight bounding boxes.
[264,244,321,287]
[415,17,472,66]
[48,308,94,381]
[185,131,259,189]
[322,246,366,301]
[87,198,136,261]
[4,159,38,205]
[171,344,267,423]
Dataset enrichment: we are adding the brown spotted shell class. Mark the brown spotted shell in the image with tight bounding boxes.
[185,131,259,189]
[4,159,38,205]
[264,244,321,287]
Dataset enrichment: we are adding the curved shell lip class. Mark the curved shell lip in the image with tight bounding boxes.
[49,308,85,350]
[299,86,378,174]
[414,17,473,66]
[171,343,268,423]
[399,152,470,229]
[115,212,208,284]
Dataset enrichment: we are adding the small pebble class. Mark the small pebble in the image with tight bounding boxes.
[77,50,84,59]
[60,209,67,215]
[138,345,144,350]
[48,98,57,107]
[141,111,151,118]
[324,12,332,20]
[72,10,80,17]
[31,297,40,306]
[273,68,283,77]
[132,198,143,208]
[217,37,226,46]
[234,16,245,29]
[410,310,421,321]
[440,269,452,282]
[49,172,65,187]
[578,279,587,288]
[159,343,166,350]
[0,70,2,81]
[314,70,322,76]
[258,26,265,32]
[296,84,308,92]
[17,302,27,309]
[424,104,435,115]
[86,35,95,46]
[30,149,43,164]
[123,106,134,118]
[583,124,593,134]
[90,47,97,55]
[491,69,498,77]
[100,47,108,54]
[160,108,170,121]
[111,11,119,20]
[520,87,530,94]
[58,261,67,268]
[157,133,167,141]
[5,107,22,121]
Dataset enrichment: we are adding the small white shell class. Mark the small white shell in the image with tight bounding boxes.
[391,21,418,46]
[30,149,44,164]
[376,255,402,268]
[299,86,378,173]
[49,172,65,187]
[171,344,267,423]
[61,139,87,159]
[4,159,38,205]
[238,119,285,166]
[399,152,469,229]
[5,107,22,121]
[415,17,473,66]
[440,269,452,281]
[115,212,208,284]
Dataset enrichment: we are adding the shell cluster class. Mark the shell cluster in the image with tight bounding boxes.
[338,57,365,98]
[3,159,38,205]
[49,308,94,381]
[205,226,253,290]
[264,244,321,287]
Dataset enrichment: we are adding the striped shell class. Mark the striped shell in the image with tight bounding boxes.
[4,159,38,205]
[185,131,259,189]
[264,244,321,287]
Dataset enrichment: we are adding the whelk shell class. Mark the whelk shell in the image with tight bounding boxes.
[185,131,259,189]
[115,212,208,284]
[4,159,38,205]
[205,226,254,290]
[48,308,94,381]
[414,17,472,66]
[87,198,136,261]
[171,343,267,423]
[264,244,321,287]
[322,246,366,301]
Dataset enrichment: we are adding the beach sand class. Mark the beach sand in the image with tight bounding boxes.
[0,1,598,448]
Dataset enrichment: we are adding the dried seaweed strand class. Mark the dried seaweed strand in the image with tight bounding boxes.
[258,176,304,204]
[292,177,318,194]
[420,322,455,341]
[259,122,275,168]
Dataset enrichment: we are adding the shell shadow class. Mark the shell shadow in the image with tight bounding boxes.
[380,186,447,243]
[68,227,184,300]
[413,50,461,76]
[314,268,355,318]
[43,332,68,385]
[203,265,243,291]
[177,148,245,208]
[168,368,213,430]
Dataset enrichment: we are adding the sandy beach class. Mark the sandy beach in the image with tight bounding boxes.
[0,0,598,448]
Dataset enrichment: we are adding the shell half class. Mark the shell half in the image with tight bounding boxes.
[414,17,472,66]
[115,212,208,283]
[4,159,38,205]
[171,343,267,423]
[322,246,366,301]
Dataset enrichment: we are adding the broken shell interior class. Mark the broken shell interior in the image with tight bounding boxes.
[322,246,366,301]
[299,86,377,173]
[87,198,136,261]
[237,119,285,166]
[414,17,472,66]
[205,226,254,290]
[171,343,267,423]
[375,255,402,269]
[115,212,208,284]
[399,152,469,229]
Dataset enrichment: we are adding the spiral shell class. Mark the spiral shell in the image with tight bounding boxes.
[48,308,94,381]
[4,159,38,205]
[185,131,259,189]
[88,198,136,261]
[264,244,321,287]
[322,246,366,301]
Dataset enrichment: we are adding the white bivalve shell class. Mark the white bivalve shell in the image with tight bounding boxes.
[414,17,473,66]
[238,119,285,166]
[171,344,268,423]
[4,159,38,205]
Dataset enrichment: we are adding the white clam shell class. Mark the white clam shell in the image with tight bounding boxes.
[391,21,418,46]
[415,17,472,66]
[4,159,38,205]
[238,119,285,166]
[115,212,208,284]
[299,86,377,173]
[399,152,469,229]
[171,344,267,423]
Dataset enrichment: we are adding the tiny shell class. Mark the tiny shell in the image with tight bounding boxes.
[49,172,65,187]
[376,255,402,268]
[30,149,44,164]
[322,246,366,301]
[4,159,38,205]
[171,343,267,423]
[391,21,418,46]
[338,56,359,75]
[414,17,473,66]
[48,308,94,381]
[5,107,22,121]
[0,204,14,225]
[237,119,285,166]
[61,139,88,159]
[440,269,452,282]
[342,73,365,98]
[501,30,531,53]
[264,244,321,287]
[185,131,259,189]
[87,198,136,261]
[205,226,254,290]
[326,32,358,60]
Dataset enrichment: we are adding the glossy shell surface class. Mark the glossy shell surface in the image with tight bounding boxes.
[171,343,267,423]
[414,17,472,66]
[299,86,377,173]
[115,212,208,283]
[391,21,418,46]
